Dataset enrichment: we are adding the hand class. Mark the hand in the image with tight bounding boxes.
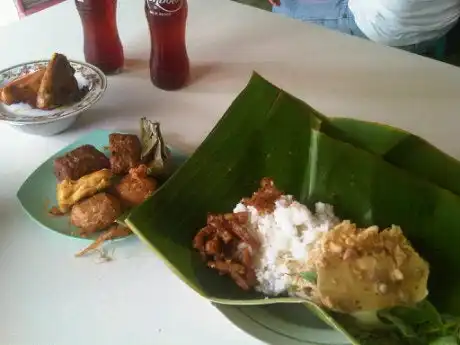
[269,0,280,6]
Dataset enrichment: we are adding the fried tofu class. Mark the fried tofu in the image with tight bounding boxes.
[54,144,110,182]
[109,133,142,175]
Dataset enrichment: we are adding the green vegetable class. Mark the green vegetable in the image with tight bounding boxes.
[299,271,317,284]
[377,301,460,345]
[140,117,171,177]
[332,301,460,345]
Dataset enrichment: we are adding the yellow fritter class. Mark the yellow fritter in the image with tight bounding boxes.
[57,169,113,213]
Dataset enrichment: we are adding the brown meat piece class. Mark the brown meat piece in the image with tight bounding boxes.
[109,133,141,174]
[36,53,81,110]
[54,145,110,182]
[192,178,288,292]
[70,192,122,235]
[205,236,221,256]
[193,210,258,291]
[193,226,215,258]
[242,178,283,214]
[208,213,259,249]
[208,260,251,290]
[114,165,157,207]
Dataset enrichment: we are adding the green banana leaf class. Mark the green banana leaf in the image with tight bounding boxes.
[308,129,460,313]
[126,72,460,344]
[330,118,460,197]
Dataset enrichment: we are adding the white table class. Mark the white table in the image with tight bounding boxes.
[2,1,460,344]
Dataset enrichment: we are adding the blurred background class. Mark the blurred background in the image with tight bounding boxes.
[1,0,460,66]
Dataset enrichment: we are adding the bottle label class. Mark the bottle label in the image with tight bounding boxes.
[147,0,183,15]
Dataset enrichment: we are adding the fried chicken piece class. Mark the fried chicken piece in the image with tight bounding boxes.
[36,53,81,110]
[109,133,142,175]
[114,165,157,208]
[70,192,122,236]
[57,169,113,213]
[0,68,46,106]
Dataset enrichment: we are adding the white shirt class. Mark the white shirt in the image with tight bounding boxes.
[349,0,460,46]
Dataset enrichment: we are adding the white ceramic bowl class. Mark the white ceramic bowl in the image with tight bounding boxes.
[10,115,79,136]
[0,59,107,136]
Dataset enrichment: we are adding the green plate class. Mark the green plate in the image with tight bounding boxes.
[17,129,188,240]
[215,304,350,345]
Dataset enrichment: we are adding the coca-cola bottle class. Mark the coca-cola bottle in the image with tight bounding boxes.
[145,0,190,90]
[75,0,124,74]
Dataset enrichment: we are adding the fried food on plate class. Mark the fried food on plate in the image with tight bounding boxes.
[36,53,81,110]
[70,192,122,236]
[54,144,110,182]
[0,68,46,106]
[115,164,157,207]
[57,169,113,212]
[75,224,132,257]
[109,133,142,175]
[193,211,259,291]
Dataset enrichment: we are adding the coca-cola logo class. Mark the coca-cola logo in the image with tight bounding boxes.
[148,0,183,13]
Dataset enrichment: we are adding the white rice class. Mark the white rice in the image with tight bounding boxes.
[234,196,339,296]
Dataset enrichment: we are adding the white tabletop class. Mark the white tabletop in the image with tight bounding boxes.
[2,0,460,344]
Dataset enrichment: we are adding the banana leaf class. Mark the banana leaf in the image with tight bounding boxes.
[284,100,460,197]
[126,73,460,344]
[308,129,460,314]
[330,118,460,197]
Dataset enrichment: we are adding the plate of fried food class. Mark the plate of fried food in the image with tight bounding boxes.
[0,52,106,136]
[17,118,187,257]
